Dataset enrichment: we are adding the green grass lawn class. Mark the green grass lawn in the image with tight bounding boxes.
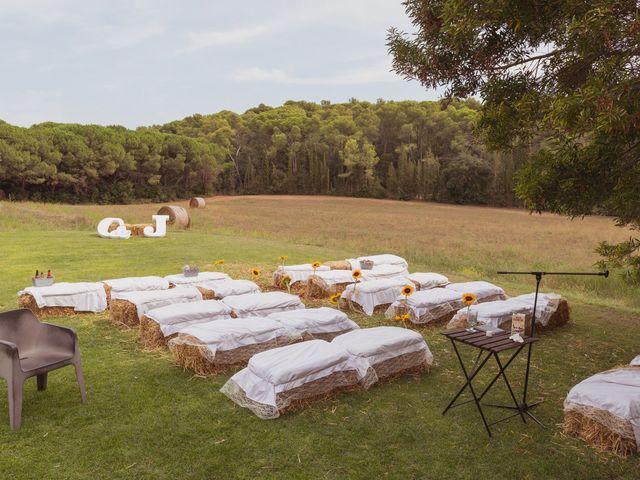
[0,208,638,478]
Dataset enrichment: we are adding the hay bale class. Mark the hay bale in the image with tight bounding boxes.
[17,294,77,319]
[564,409,637,457]
[272,271,306,293]
[109,299,140,327]
[306,276,351,299]
[107,223,153,236]
[196,286,216,300]
[372,349,430,382]
[323,260,351,270]
[189,197,206,208]
[157,205,190,229]
[139,315,176,349]
[538,298,571,332]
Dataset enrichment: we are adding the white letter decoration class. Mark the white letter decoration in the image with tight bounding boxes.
[143,215,170,238]
[97,218,131,239]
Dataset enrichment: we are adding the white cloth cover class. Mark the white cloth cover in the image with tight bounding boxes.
[164,272,230,285]
[407,272,449,289]
[267,307,359,336]
[221,340,374,418]
[564,368,640,449]
[332,327,433,366]
[18,282,108,313]
[275,264,330,285]
[349,254,409,270]
[175,317,297,356]
[362,264,410,280]
[197,279,260,298]
[312,269,357,285]
[340,277,410,316]
[112,286,202,318]
[632,356,640,366]
[144,299,233,336]
[385,288,462,324]
[445,281,506,299]
[221,292,305,318]
[103,276,170,294]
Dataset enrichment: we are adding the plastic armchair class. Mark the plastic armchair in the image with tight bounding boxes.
[0,309,86,430]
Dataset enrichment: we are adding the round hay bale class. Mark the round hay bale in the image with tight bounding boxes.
[189,197,206,208]
[109,299,140,327]
[157,205,191,229]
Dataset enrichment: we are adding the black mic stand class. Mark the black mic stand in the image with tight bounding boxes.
[494,270,609,426]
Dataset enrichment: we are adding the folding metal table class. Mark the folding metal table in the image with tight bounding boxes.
[441,328,539,437]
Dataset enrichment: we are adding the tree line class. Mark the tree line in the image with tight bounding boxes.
[0,99,531,205]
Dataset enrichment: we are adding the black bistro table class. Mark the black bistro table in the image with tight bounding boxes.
[441,327,539,437]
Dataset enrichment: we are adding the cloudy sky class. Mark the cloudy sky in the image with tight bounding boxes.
[0,0,439,128]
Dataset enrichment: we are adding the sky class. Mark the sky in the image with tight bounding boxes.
[0,0,440,129]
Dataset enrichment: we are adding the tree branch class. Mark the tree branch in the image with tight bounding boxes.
[492,48,569,71]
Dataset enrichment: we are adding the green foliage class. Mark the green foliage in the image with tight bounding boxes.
[388,0,640,281]
[0,100,525,206]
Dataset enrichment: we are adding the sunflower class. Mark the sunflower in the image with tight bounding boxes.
[329,293,340,305]
[214,259,225,265]
[352,269,362,280]
[279,255,288,261]
[251,267,261,279]
[402,313,411,321]
[282,275,292,286]
[402,284,415,297]
[394,315,403,322]
[311,261,322,269]
[462,292,477,305]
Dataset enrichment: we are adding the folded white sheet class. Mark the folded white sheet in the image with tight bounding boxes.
[267,307,359,336]
[18,282,108,313]
[144,299,233,336]
[165,271,230,285]
[332,326,433,366]
[407,272,449,289]
[112,286,202,318]
[221,292,305,318]
[102,276,170,293]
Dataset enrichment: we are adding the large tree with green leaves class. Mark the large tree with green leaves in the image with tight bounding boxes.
[388,0,640,282]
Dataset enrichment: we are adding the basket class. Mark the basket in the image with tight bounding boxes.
[32,277,54,287]
[360,260,374,270]
[182,266,199,277]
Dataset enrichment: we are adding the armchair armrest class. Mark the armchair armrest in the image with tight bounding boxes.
[0,340,19,378]
[0,340,18,356]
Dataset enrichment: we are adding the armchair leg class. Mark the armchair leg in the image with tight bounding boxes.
[73,360,87,403]
[8,378,24,430]
[36,373,48,391]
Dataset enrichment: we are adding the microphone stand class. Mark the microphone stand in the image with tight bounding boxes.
[494,270,609,425]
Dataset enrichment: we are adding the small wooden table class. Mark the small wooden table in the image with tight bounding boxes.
[441,327,539,437]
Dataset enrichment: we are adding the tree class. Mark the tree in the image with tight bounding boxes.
[388,0,640,282]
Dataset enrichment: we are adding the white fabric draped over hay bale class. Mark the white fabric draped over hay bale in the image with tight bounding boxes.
[169,317,301,370]
[349,254,409,271]
[406,272,449,290]
[308,264,409,297]
[446,293,563,330]
[267,307,359,340]
[385,288,462,325]
[112,286,202,319]
[144,299,233,337]
[564,367,640,453]
[196,279,260,299]
[164,271,230,286]
[221,292,304,318]
[103,276,170,295]
[332,327,433,378]
[220,340,376,419]
[340,277,410,316]
[18,282,107,312]
[273,264,330,286]
[632,356,640,366]
[445,281,506,300]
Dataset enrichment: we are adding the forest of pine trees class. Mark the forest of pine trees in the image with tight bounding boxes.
[0,99,532,206]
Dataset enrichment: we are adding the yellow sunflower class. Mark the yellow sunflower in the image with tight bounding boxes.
[251,267,261,279]
[352,269,362,280]
[402,313,411,321]
[311,261,322,269]
[394,315,403,322]
[402,284,415,298]
[329,293,340,305]
[462,292,477,305]
[279,255,288,262]
[214,259,225,265]
[282,275,292,285]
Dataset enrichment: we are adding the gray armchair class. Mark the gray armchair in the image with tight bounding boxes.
[0,309,86,429]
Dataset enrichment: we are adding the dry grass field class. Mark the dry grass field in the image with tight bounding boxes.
[0,196,638,479]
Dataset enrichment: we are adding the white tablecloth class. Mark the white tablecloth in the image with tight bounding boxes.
[19,282,108,313]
